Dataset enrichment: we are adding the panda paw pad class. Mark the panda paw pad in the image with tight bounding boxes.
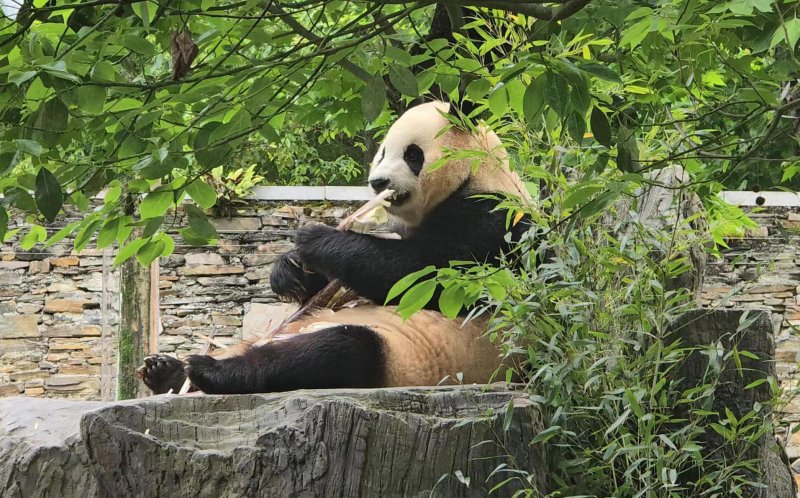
[139,354,187,394]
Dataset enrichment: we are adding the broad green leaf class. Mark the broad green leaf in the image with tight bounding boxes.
[487,281,507,301]
[770,18,800,49]
[124,35,157,56]
[545,72,569,117]
[184,204,218,239]
[97,218,121,249]
[104,186,121,205]
[44,221,81,248]
[396,279,437,319]
[522,75,547,125]
[20,225,47,250]
[140,191,173,219]
[15,139,43,157]
[465,77,492,102]
[388,65,419,97]
[74,219,103,252]
[114,238,148,266]
[116,216,135,243]
[385,46,412,65]
[9,71,37,86]
[185,180,217,209]
[488,85,509,117]
[179,227,212,246]
[34,167,63,222]
[619,18,651,49]
[590,107,612,146]
[209,109,252,146]
[31,98,69,148]
[76,86,107,115]
[195,144,233,169]
[71,192,89,212]
[563,184,603,210]
[578,62,622,83]
[40,61,81,83]
[565,110,586,143]
[385,265,437,303]
[142,216,162,238]
[578,190,619,219]
[0,152,19,177]
[106,98,143,112]
[569,76,591,115]
[132,1,157,29]
[438,284,465,319]
[91,61,116,82]
[617,125,639,173]
[159,233,175,257]
[136,239,165,266]
[0,207,7,242]
[362,75,386,123]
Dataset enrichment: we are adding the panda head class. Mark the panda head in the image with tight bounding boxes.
[368,101,527,227]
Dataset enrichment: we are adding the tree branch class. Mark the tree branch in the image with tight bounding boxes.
[368,0,591,21]
[269,4,372,82]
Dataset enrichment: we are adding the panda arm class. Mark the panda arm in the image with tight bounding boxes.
[294,196,515,304]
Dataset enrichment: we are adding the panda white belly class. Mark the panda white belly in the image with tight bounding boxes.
[271,306,508,387]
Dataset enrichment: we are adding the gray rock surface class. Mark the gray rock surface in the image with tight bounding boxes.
[1,386,546,498]
[0,397,105,497]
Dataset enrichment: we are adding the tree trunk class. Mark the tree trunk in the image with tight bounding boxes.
[116,256,152,400]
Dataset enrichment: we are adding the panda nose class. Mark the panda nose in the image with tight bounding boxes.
[369,178,390,193]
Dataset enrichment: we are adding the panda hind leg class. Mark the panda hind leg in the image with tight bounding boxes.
[184,325,386,394]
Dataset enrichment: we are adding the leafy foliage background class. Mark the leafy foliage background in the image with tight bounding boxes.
[0,1,798,495]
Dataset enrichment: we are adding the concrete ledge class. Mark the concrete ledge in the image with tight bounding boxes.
[36,189,800,205]
[248,186,372,201]
[720,191,800,207]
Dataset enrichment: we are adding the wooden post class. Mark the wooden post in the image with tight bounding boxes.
[117,255,152,400]
[149,260,160,355]
[100,248,114,401]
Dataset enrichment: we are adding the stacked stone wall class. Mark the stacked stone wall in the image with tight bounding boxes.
[697,207,800,461]
[0,202,355,400]
[0,206,118,399]
[2,202,799,407]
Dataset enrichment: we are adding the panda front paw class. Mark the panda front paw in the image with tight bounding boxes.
[295,224,339,266]
[138,354,187,394]
[270,250,328,303]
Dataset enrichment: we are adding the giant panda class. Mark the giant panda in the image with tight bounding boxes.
[140,101,532,395]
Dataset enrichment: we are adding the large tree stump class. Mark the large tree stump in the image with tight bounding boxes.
[0,386,546,498]
[602,165,708,300]
[668,309,794,498]
[638,165,708,299]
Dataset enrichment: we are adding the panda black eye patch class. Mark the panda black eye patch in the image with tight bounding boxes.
[403,144,424,175]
